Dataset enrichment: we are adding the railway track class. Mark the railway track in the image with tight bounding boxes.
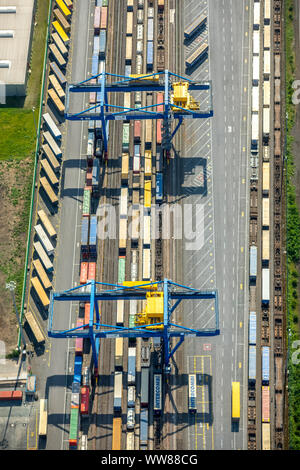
[247,0,285,451]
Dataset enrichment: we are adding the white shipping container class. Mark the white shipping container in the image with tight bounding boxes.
[263,80,270,106]
[252,87,259,113]
[262,198,270,227]
[252,30,260,55]
[120,187,128,217]
[262,268,270,303]
[264,50,271,74]
[264,24,271,49]
[252,56,260,82]
[253,2,260,26]
[252,113,259,142]
[137,24,143,40]
[263,107,270,135]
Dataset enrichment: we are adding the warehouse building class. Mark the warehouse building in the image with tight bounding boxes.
[0,0,35,97]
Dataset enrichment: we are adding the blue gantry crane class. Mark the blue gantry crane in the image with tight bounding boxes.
[48,278,219,375]
[65,69,213,156]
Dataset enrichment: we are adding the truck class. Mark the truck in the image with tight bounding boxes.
[25,375,36,397]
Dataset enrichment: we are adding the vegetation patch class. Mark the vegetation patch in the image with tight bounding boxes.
[285,0,300,450]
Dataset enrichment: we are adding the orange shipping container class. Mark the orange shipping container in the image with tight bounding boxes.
[100,6,108,29]
[84,302,91,329]
[88,262,96,280]
[80,262,89,284]
[0,390,22,401]
[262,386,270,422]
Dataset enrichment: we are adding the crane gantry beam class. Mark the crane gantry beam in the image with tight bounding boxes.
[65,70,213,155]
[48,279,219,375]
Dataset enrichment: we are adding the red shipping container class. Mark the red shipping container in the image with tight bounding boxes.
[100,6,108,30]
[75,319,84,356]
[156,119,162,144]
[86,167,93,186]
[80,386,90,415]
[89,92,96,104]
[88,262,96,281]
[0,390,22,401]
[80,262,88,285]
[134,120,141,140]
[262,386,270,422]
[94,6,101,34]
[84,302,90,329]
[156,92,164,112]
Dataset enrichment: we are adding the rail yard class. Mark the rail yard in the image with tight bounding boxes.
[0,0,290,453]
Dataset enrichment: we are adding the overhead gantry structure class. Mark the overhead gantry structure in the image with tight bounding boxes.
[48,279,219,375]
[65,70,213,156]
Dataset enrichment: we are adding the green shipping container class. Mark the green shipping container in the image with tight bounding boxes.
[122,123,130,147]
[82,189,91,216]
[69,407,79,442]
[129,314,135,329]
[118,257,126,283]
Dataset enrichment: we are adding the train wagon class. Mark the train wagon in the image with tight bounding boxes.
[262,386,270,422]
[156,173,163,203]
[262,423,270,450]
[188,374,197,413]
[249,311,256,345]
[100,6,108,30]
[25,311,45,344]
[94,6,101,35]
[248,345,256,383]
[141,367,149,407]
[142,248,151,281]
[121,153,129,181]
[31,277,50,308]
[249,245,257,281]
[262,229,270,264]
[262,198,270,228]
[119,218,127,251]
[126,36,132,62]
[262,346,270,384]
[144,180,151,208]
[69,407,80,449]
[63,0,73,10]
[113,371,122,413]
[186,43,208,69]
[253,1,260,28]
[39,399,48,437]
[120,187,128,217]
[140,408,148,449]
[128,347,136,385]
[144,150,152,177]
[48,88,65,115]
[116,299,124,326]
[153,373,162,415]
[262,268,270,305]
[184,14,207,40]
[231,382,240,421]
[115,337,123,370]
[264,0,271,23]
[112,417,122,450]
[126,10,133,36]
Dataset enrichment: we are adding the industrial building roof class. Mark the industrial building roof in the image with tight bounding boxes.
[0,0,35,90]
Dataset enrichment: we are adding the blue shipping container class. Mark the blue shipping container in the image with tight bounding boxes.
[93,35,100,55]
[249,246,257,279]
[91,54,99,76]
[156,173,163,202]
[89,216,97,252]
[134,144,140,157]
[249,311,256,345]
[74,356,83,384]
[140,409,148,445]
[248,345,256,382]
[262,346,270,383]
[147,19,153,41]
[92,159,100,187]
[147,41,153,68]
[99,30,106,57]
[128,347,136,385]
[81,217,89,247]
